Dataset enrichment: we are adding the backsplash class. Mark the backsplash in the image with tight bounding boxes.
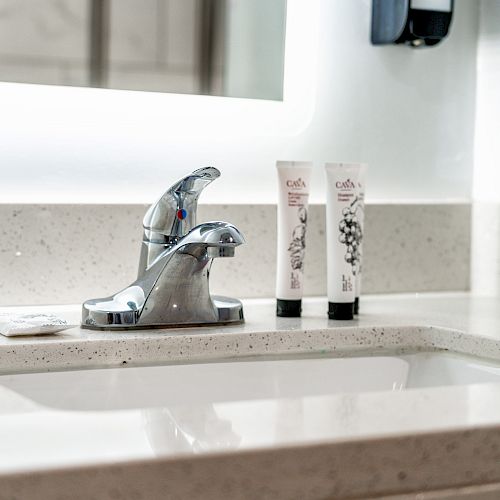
[0,203,470,305]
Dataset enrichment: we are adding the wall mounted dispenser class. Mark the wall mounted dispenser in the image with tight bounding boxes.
[371,0,453,47]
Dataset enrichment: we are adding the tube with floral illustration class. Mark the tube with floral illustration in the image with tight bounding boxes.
[276,161,312,317]
[325,162,365,320]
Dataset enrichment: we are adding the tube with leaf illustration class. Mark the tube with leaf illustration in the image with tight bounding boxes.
[276,161,312,317]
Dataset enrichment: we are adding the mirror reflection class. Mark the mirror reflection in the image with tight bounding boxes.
[0,0,287,100]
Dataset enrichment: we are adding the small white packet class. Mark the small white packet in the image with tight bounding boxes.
[0,313,77,337]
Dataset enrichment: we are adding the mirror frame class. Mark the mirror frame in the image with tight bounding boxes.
[0,0,320,204]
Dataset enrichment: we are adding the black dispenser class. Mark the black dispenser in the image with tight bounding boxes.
[371,0,453,48]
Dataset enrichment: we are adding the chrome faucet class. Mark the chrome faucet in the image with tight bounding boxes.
[82,167,245,330]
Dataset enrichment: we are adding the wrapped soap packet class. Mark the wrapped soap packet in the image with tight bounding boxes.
[0,313,77,337]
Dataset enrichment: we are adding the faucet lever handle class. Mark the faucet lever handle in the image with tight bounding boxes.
[143,166,220,242]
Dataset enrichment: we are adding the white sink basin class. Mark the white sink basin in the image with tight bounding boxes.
[1,350,500,474]
[1,352,500,412]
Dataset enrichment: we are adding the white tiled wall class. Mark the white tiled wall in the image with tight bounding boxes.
[107,0,201,93]
[0,0,88,59]
[109,0,159,66]
[164,0,198,69]
[0,0,204,93]
[0,0,88,85]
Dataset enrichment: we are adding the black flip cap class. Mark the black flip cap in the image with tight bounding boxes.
[277,299,302,318]
[328,302,354,320]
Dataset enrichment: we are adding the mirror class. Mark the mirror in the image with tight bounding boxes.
[0,0,287,100]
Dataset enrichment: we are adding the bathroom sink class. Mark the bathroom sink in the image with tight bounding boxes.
[1,352,500,412]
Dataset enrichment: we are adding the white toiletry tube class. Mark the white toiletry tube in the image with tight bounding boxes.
[325,163,365,320]
[276,161,312,317]
[354,164,368,315]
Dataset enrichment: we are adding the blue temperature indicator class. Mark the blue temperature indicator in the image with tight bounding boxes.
[177,209,187,220]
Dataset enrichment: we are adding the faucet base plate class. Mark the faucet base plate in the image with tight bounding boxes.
[81,295,244,331]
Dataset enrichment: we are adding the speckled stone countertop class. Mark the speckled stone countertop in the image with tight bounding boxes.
[0,292,499,373]
[1,293,500,500]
